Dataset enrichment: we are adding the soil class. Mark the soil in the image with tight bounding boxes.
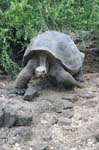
[0,35,99,150]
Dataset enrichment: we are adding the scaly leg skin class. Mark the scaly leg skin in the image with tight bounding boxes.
[14,58,36,94]
[74,67,84,82]
[49,62,80,88]
[56,68,80,88]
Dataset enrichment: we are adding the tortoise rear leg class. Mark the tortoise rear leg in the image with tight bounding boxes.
[14,58,36,94]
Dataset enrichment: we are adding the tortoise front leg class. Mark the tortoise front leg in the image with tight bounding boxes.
[49,64,80,87]
[56,68,80,87]
[15,67,32,89]
[74,67,84,82]
[14,58,36,90]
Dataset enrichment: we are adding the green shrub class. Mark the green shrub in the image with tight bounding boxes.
[0,0,99,74]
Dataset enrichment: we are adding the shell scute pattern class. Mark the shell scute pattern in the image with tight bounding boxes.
[23,31,85,74]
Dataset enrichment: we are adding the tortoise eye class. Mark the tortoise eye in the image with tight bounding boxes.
[42,70,46,73]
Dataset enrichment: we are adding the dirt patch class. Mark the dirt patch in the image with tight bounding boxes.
[84,49,99,73]
[0,34,99,150]
[0,72,99,149]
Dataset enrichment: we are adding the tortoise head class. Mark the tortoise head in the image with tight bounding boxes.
[35,52,49,78]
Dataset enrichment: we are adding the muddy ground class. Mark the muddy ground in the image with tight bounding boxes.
[0,37,99,150]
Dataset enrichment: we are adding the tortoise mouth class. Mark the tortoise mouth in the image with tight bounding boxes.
[34,51,49,78]
[35,72,48,78]
[35,66,48,78]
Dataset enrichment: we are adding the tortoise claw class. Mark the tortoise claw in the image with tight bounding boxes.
[9,88,26,95]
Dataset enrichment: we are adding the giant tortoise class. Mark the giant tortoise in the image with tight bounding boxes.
[14,31,85,91]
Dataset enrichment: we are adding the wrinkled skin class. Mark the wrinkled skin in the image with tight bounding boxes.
[14,53,81,94]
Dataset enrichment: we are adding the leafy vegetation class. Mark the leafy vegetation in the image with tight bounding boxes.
[0,0,99,74]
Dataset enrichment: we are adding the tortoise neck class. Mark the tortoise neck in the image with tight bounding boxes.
[39,54,47,67]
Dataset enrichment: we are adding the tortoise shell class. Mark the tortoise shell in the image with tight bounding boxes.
[23,31,85,74]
